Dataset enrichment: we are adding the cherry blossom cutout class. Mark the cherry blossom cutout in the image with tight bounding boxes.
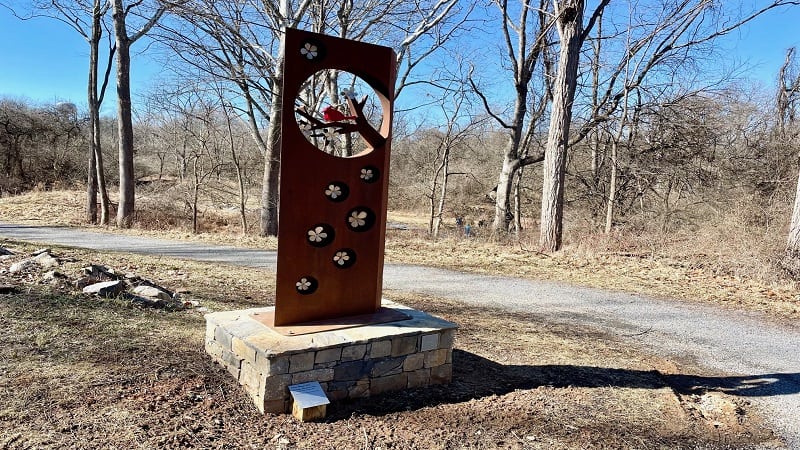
[346,207,376,232]
[360,165,380,183]
[332,248,356,269]
[324,182,349,202]
[295,276,318,295]
[299,121,313,136]
[322,127,339,146]
[306,223,334,247]
[300,42,318,60]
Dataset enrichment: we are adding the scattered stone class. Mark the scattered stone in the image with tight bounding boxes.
[74,276,99,289]
[0,284,18,294]
[0,247,14,256]
[125,293,166,308]
[83,280,127,298]
[30,248,51,257]
[130,277,179,300]
[124,292,183,310]
[9,259,35,274]
[132,285,172,301]
[33,252,59,269]
[82,265,119,280]
[42,270,68,283]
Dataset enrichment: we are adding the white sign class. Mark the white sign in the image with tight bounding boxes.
[288,382,330,408]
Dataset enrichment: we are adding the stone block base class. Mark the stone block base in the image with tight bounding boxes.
[204,300,457,413]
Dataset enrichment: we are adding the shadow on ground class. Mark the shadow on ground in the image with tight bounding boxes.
[329,349,800,418]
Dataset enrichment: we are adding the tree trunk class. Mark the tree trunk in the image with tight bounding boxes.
[432,146,451,239]
[86,1,100,224]
[260,73,283,237]
[604,139,617,233]
[539,0,584,252]
[493,156,519,233]
[258,24,289,238]
[192,157,200,234]
[86,145,98,223]
[513,167,523,235]
[88,0,111,225]
[94,116,111,225]
[222,102,248,235]
[112,0,135,228]
[788,170,800,255]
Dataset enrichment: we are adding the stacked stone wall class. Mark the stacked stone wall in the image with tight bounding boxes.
[205,304,456,413]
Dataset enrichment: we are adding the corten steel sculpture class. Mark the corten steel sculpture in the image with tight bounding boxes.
[268,28,398,328]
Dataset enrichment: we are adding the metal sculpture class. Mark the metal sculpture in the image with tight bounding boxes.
[266,28,398,328]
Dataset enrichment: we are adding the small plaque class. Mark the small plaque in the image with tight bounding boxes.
[288,381,330,409]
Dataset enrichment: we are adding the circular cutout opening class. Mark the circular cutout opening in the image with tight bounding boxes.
[323,181,349,202]
[295,276,318,295]
[359,165,380,184]
[346,207,376,232]
[332,248,356,269]
[306,223,335,247]
[295,70,385,158]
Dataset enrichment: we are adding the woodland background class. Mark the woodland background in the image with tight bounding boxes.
[2,0,800,280]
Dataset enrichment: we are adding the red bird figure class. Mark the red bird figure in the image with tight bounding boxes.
[322,105,356,122]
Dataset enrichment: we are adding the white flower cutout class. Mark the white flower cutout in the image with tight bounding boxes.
[360,168,374,181]
[325,184,342,199]
[348,210,368,228]
[300,43,318,60]
[296,277,311,291]
[307,226,328,242]
[333,251,350,266]
[299,121,312,135]
[323,127,338,142]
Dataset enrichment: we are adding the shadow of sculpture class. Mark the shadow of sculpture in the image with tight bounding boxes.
[328,349,800,418]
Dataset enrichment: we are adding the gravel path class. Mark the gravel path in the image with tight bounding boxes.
[2,223,799,448]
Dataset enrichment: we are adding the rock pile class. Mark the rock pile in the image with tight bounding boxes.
[0,245,195,310]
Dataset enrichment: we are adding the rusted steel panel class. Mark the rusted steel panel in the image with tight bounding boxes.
[273,28,396,326]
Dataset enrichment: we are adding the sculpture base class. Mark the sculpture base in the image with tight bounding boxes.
[251,307,411,336]
[204,300,457,413]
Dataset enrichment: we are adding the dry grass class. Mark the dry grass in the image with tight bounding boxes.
[1,189,798,323]
[0,242,781,448]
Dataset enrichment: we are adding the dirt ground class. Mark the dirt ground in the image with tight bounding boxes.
[0,242,784,449]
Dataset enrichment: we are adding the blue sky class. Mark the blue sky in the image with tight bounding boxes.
[1,3,799,112]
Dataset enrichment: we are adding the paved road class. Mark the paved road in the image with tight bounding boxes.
[1,223,799,448]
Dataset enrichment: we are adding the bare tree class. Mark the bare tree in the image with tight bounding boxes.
[539,0,587,251]
[780,47,800,268]
[778,47,800,138]
[1,0,116,224]
[472,0,554,235]
[158,0,469,236]
[422,86,482,239]
[216,86,255,234]
[538,0,797,250]
[87,0,115,225]
[110,0,165,228]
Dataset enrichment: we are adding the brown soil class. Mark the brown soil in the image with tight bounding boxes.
[0,243,783,449]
